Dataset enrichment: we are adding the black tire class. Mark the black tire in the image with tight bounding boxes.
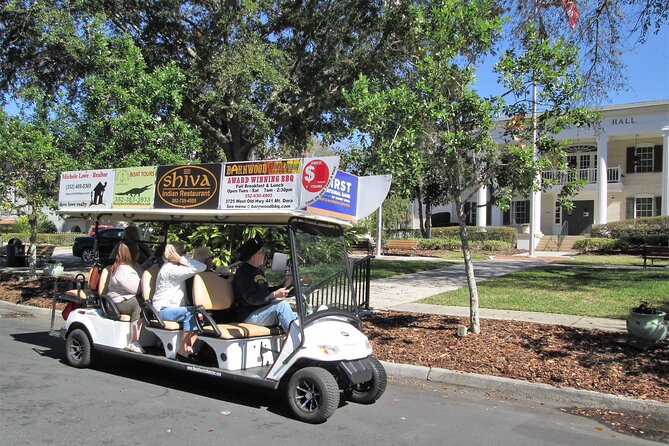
[65,328,92,368]
[81,248,99,263]
[286,367,339,423]
[346,357,387,404]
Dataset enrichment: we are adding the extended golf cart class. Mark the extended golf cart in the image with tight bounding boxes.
[52,159,390,423]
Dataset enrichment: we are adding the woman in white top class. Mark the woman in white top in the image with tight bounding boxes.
[152,242,206,360]
[107,242,144,353]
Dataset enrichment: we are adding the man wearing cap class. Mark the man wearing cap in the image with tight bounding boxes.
[232,238,297,332]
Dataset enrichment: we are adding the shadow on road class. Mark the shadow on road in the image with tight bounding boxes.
[10,330,299,421]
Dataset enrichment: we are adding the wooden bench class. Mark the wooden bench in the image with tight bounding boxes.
[384,239,418,256]
[642,245,669,268]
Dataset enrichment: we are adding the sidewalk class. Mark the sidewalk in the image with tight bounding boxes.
[368,251,627,332]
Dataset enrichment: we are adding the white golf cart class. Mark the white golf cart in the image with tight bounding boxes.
[51,209,386,423]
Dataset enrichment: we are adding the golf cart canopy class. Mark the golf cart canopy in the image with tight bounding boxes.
[56,157,391,224]
[57,207,353,226]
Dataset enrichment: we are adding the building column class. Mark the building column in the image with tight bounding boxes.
[476,187,487,227]
[596,134,609,224]
[663,126,669,215]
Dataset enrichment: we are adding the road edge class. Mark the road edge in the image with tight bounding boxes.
[382,361,669,417]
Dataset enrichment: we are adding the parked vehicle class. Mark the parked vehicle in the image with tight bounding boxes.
[54,210,385,423]
[72,227,123,262]
[87,225,113,236]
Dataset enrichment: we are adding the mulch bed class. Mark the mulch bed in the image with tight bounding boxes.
[361,311,668,404]
[1,273,667,404]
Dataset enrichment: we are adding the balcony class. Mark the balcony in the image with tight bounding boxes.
[541,166,624,186]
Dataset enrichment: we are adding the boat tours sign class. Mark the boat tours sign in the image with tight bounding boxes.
[58,156,390,221]
[112,166,156,209]
[154,163,222,209]
[58,169,116,210]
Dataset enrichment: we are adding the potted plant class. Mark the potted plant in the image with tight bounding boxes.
[43,260,64,277]
[627,302,668,341]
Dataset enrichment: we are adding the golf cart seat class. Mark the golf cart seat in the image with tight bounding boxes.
[97,266,131,322]
[139,263,180,330]
[192,271,281,339]
[61,263,104,303]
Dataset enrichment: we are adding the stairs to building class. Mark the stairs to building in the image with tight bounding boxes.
[535,235,586,252]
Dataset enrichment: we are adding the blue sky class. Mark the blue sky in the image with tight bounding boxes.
[474,23,669,106]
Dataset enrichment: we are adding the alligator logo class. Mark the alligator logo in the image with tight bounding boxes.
[116,184,152,198]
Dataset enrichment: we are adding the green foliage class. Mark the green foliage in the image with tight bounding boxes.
[573,238,619,254]
[591,216,669,247]
[430,226,518,244]
[0,110,76,246]
[48,31,202,168]
[166,224,289,267]
[417,236,512,252]
[0,232,82,246]
[2,0,414,162]
[9,215,57,234]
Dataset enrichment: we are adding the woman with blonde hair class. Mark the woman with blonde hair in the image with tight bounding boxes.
[152,242,206,361]
[107,242,144,353]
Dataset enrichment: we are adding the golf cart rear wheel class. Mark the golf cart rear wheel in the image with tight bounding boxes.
[65,328,92,368]
[286,367,339,423]
[346,356,387,404]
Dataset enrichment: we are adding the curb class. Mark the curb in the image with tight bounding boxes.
[381,361,669,417]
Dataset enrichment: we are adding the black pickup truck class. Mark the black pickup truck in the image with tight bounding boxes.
[72,227,124,263]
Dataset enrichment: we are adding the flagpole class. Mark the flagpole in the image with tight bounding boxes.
[528,0,541,258]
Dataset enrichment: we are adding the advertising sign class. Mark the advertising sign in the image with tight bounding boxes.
[58,169,115,210]
[154,164,222,209]
[112,166,156,208]
[298,156,340,208]
[307,171,359,221]
[221,159,301,210]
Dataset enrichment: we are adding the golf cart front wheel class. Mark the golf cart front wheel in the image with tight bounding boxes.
[286,367,339,423]
[345,356,387,404]
[65,328,92,368]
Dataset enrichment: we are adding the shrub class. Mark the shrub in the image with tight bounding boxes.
[416,237,461,250]
[0,232,83,246]
[430,226,517,244]
[477,240,513,251]
[574,237,618,254]
[591,216,669,247]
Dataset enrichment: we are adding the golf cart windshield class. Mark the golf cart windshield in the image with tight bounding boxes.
[289,219,357,320]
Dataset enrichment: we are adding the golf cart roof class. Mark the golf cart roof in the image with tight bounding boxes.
[57,208,353,226]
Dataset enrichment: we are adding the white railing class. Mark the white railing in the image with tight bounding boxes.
[541,166,623,185]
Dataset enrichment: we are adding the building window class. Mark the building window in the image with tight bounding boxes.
[635,197,654,218]
[554,202,561,225]
[465,201,477,226]
[635,145,654,173]
[513,200,529,225]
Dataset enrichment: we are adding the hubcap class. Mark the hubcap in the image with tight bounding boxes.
[295,379,321,412]
[70,337,83,360]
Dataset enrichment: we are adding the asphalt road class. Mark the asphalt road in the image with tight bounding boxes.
[0,307,660,446]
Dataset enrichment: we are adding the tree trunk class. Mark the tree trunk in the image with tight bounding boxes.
[425,199,432,239]
[416,186,426,238]
[456,202,480,334]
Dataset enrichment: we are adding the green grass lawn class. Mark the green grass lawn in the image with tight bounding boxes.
[420,265,669,319]
[370,258,454,280]
[553,254,666,267]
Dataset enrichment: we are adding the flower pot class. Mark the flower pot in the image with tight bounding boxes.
[43,262,64,278]
[627,310,668,341]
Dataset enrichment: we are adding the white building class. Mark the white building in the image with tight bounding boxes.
[414,100,669,238]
